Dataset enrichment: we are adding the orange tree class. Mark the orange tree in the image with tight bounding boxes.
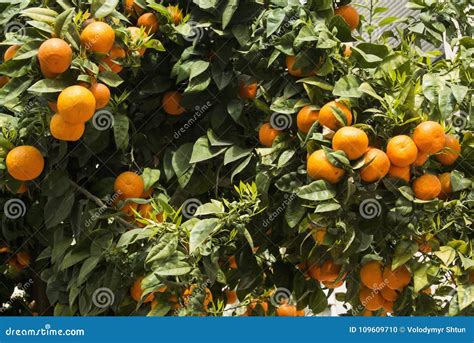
[0,0,472,316]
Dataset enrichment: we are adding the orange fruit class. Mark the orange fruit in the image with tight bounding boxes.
[360,148,390,182]
[0,246,9,253]
[226,290,237,304]
[8,182,28,194]
[383,265,411,290]
[311,227,326,244]
[247,300,268,315]
[100,45,126,73]
[359,287,384,311]
[307,149,345,184]
[386,135,418,167]
[81,21,115,54]
[285,55,315,77]
[114,171,144,198]
[296,309,305,316]
[435,134,461,165]
[319,259,343,282]
[126,27,147,55]
[332,126,369,160]
[57,86,96,124]
[437,172,451,200]
[4,45,21,61]
[137,13,159,34]
[40,63,59,79]
[360,261,384,290]
[276,303,297,316]
[167,5,183,25]
[162,91,186,115]
[38,38,72,74]
[323,279,344,289]
[89,83,110,109]
[16,251,31,267]
[50,114,85,141]
[0,75,9,87]
[239,82,258,100]
[228,255,237,269]
[335,5,360,31]
[412,174,441,200]
[307,264,322,281]
[388,165,410,183]
[6,145,45,181]
[141,188,153,198]
[343,44,352,57]
[130,277,154,303]
[258,122,281,147]
[124,0,144,16]
[380,286,399,302]
[319,101,352,131]
[361,309,373,316]
[413,121,446,154]
[296,106,319,134]
[382,300,394,313]
[120,201,138,216]
[413,150,429,167]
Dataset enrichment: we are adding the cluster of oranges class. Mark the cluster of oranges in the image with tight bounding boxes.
[1,247,31,273]
[358,261,412,315]
[307,259,346,289]
[260,98,461,201]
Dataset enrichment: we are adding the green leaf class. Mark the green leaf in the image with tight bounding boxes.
[296,180,336,201]
[77,255,101,284]
[266,8,285,37]
[92,0,119,18]
[190,136,226,163]
[189,218,219,253]
[231,154,252,183]
[141,168,160,191]
[98,71,123,87]
[154,257,192,276]
[146,233,178,264]
[224,145,251,165]
[414,263,430,293]
[60,250,90,270]
[113,114,129,150]
[28,78,70,93]
[195,200,225,216]
[222,0,239,29]
[116,228,154,247]
[172,143,195,188]
[44,193,75,228]
[54,8,75,38]
[392,240,418,269]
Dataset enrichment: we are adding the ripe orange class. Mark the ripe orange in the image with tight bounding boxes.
[307,149,345,184]
[296,106,319,134]
[323,279,344,289]
[16,251,31,267]
[228,255,237,269]
[4,45,20,61]
[6,145,45,181]
[413,121,446,154]
[319,259,342,282]
[437,173,451,200]
[124,0,144,16]
[332,126,369,160]
[0,76,9,87]
[81,21,115,54]
[127,27,147,55]
[50,114,85,141]
[360,148,390,182]
[40,63,59,79]
[382,300,394,313]
[162,91,186,115]
[380,286,399,302]
[38,38,72,74]
[412,174,441,200]
[435,134,461,165]
[167,5,183,25]
[141,188,153,198]
[226,290,237,304]
[89,83,110,109]
[413,150,429,167]
[100,45,126,73]
[307,264,322,281]
[239,82,258,100]
[388,165,410,183]
[130,277,154,303]
[383,265,411,290]
[7,182,27,194]
[359,287,384,311]
[137,13,159,34]
[247,300,268,315]
[335,5,360,31]
[258,122,281,147]
[114,171,144,199]
[360,261,384,290]
[138,203,161,221]
[311,227,326,244]
[343,44,352,57]
[120,201,138,216]
[57,86,96,124]
[319,101,352,131]
[361,309,373,316]
[285,55,315,77]
[386,135,418,167]
[276,303,297,316]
